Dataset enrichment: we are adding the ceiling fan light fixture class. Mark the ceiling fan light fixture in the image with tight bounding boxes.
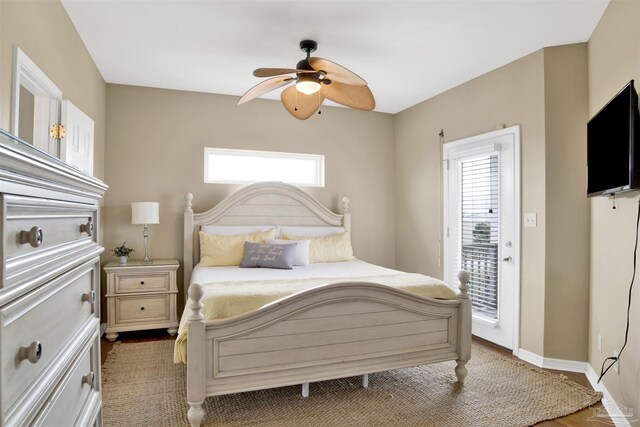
[240,40,375,119]
[295,74,321,95]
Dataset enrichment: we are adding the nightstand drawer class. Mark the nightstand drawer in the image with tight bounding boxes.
[116,295,170,323]
[116,272,170,293]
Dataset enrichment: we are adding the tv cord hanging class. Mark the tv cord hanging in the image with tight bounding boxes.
[598,197,640,383]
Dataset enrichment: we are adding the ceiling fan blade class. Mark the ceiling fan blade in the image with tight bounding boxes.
[238,76,294,105]
[321,81,375,111]
[253,68,316,78]
[281,86,324,120]
[308,57,367,86]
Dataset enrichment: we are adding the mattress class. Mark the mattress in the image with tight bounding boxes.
[174,261,458,363]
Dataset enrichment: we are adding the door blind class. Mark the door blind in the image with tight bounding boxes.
[460,154,499,320]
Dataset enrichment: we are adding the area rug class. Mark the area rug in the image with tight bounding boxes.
[102,341,601,427]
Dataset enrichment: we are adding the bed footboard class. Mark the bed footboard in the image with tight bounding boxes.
[186,272,471,427]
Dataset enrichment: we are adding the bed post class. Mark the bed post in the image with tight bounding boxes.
[341,196,351,232]
[184,193,194,302]
[187,283,206,427]
[455,270,471,383]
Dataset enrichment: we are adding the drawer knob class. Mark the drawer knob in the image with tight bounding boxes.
[19,227,43,248]
[81,290,96,304]
[140,307,145,311]
[80,219,94,236]
[18,341,42,364]
[82,372,96,389]
[140,281,145,285]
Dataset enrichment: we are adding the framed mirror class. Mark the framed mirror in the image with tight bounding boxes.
[11,47,62,156]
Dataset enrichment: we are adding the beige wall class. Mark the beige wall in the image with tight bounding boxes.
[4,0,628,381]
[395,50,548,355]
[542,44,590,361]
[0,0,106,181]
[588,0,640,417]
[104,84,396,305]
[395,45,591,360]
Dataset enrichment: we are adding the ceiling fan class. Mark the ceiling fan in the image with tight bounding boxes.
[238,40,375,120]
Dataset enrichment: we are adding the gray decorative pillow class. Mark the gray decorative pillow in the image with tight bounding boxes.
[240,241,297,269]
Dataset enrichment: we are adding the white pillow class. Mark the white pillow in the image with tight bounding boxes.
[278,226,344,238]
[266,238,310,266]
[281,232,355,263]
[201,225,279,236]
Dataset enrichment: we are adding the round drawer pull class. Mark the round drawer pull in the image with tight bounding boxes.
[82,372,96,389]
[19,227,43,248]
[80,219,94,236]
[140,307,145,311]
[81,291,96,304]
[18,341,42,364]
[140,281,145,285]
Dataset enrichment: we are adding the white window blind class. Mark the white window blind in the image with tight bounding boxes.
[204,148,324,187]
[460,154,500,320]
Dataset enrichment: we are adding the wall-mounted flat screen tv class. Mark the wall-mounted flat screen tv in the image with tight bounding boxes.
[587,80,640,197]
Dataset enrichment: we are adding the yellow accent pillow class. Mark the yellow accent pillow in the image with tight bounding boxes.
[199,228,276,266]
[281,231,356,263]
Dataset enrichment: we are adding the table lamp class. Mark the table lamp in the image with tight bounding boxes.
[131,202,159,263]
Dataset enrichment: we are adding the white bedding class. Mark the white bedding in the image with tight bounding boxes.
[189,260,407,284]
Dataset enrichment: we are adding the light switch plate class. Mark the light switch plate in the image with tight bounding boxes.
[524,213,537,228]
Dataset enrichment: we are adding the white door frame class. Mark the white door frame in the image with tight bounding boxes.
[443,125,521,355]
[11,46,62,154]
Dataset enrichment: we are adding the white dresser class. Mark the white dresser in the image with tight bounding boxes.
[0,129,108,426]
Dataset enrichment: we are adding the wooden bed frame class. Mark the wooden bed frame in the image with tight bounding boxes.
[183,182,471,427]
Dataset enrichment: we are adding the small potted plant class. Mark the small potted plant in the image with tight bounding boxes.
[112,241,134,264]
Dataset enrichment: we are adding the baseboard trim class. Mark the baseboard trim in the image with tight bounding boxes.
[517,348,633,426]
[517,348,544,367]
[517,349,588,373]
[585,364,633,427]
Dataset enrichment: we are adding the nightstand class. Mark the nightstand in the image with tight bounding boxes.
[104,259,179,341]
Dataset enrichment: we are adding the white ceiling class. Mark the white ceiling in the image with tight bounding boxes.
[61,0,608,114]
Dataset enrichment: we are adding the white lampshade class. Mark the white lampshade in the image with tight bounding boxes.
[131,202,159,225]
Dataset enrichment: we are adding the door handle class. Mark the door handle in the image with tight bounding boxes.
[503,256,512,263]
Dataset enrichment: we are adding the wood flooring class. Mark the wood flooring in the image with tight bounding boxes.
[101,331,611,426]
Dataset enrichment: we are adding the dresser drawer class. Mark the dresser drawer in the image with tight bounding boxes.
[1,194,97,289]
[32,335,100,427]
[3,195,97,257]
[0,260,98,418]
[116,294,170,323]
[116,272,171,293]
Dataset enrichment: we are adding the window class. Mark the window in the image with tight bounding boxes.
[204,148,324,187]
[460,154,500,320]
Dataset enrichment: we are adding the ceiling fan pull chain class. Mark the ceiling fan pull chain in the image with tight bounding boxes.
[294,88,298,111]
[318,91,322,115]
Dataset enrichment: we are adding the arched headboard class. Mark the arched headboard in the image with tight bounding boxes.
[183,181,351,299]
